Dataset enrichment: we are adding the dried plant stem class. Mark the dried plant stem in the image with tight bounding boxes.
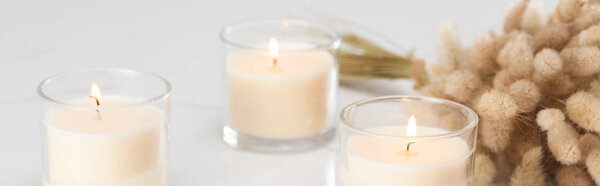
[338,34,413,79]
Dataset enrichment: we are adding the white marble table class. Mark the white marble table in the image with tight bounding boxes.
[0,0,514,185]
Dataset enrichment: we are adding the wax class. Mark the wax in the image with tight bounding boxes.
[43,97,167,186]
[341,126,471,186]
[227,43,335,139]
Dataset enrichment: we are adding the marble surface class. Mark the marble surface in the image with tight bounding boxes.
[0,0,523,185]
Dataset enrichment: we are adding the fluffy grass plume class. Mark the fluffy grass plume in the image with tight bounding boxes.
[413,0,600,183]
[510,147,545,186]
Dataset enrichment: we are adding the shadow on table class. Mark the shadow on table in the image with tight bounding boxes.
[224,147,337,186]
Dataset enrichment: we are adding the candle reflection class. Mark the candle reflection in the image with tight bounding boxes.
[224,148,336,186]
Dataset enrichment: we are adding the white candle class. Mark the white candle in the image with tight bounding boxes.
[341,118,471,186]
[43,85,167,186]
[227,39,335,139]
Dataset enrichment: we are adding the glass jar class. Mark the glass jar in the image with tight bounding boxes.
[38,69,171,186]
[221,18,341,152]
[339,96,478,186]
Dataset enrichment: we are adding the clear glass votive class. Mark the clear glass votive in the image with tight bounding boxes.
[220,18,341,153]
[339,96,478,186]
[38,69,171,186]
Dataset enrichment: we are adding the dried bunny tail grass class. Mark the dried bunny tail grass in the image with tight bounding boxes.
[565,33,582,48]
[411,59,427,89]
[497,34,535,77]
[493,32,512,55]
[536,108,581,164]
[508,79,541,112]
[439,112,465,131]
[577,74,598,85]
[419,65,450,98]
[533,48,563,77]
[494,70,521,91]
[536,108,566,131]
[506,65,534,82]
[520,0,548,34]
[495,151,516,178]
[497,33,529,67]
[501,120,544,174]
[480,118,515,152]
[542,74,577,97]
[572,5,600,32]
[538,92,567,108]
[580,133,600,158]
[574,75,597,90]
[586,150,600,184]
[505,0,532,33]
[578,24,600,47]
[589,79,600,97]
[566,91,600,132]
[436,23,464,71]
[556,165,595,186]
[495,30,530,55]
[425,61,451,78]
[547,121,582,165]
[533,24,571,51]
[420,84,449,99]
[556,0,587,22]
[510,147,546,186]
[444,70,482,102]
[560,46,600,76]
[474,153,497,185]
[464,33,497,74]
[476,90,519,121]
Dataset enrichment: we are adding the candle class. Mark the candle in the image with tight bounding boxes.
[226,39,335,139]
[341,119,470,186]
[339,96,478,186]
[43,86,167,186]
[39,69,170,186]
[221,19,340,152]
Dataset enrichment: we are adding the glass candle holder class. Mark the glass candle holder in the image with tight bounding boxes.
[38,69,171,186]
[220,18,341,153]
[339,96,478,186]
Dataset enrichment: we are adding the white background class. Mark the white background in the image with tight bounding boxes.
[0,0,549,185]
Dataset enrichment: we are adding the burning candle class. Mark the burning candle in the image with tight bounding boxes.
[221,19,340,152]
[226,38,334,139]
[340,96,478,186]
[39,69,171,186]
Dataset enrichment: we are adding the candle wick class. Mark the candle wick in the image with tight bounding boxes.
[273,57,277,67]
[406,141,415,152]
[95,109,102,120]
[90,96,102,120]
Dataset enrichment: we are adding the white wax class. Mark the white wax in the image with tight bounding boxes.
[341,126,472,186]
[227,43,335,139]
[43,96,167,186]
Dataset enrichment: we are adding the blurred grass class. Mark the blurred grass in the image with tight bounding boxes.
[339,33,414,79]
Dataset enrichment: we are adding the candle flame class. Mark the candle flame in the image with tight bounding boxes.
[90,83,102,99]
[406,115,417,137]
[402,115,418,156]
[268,38,279,58]
[89,83,102,120]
